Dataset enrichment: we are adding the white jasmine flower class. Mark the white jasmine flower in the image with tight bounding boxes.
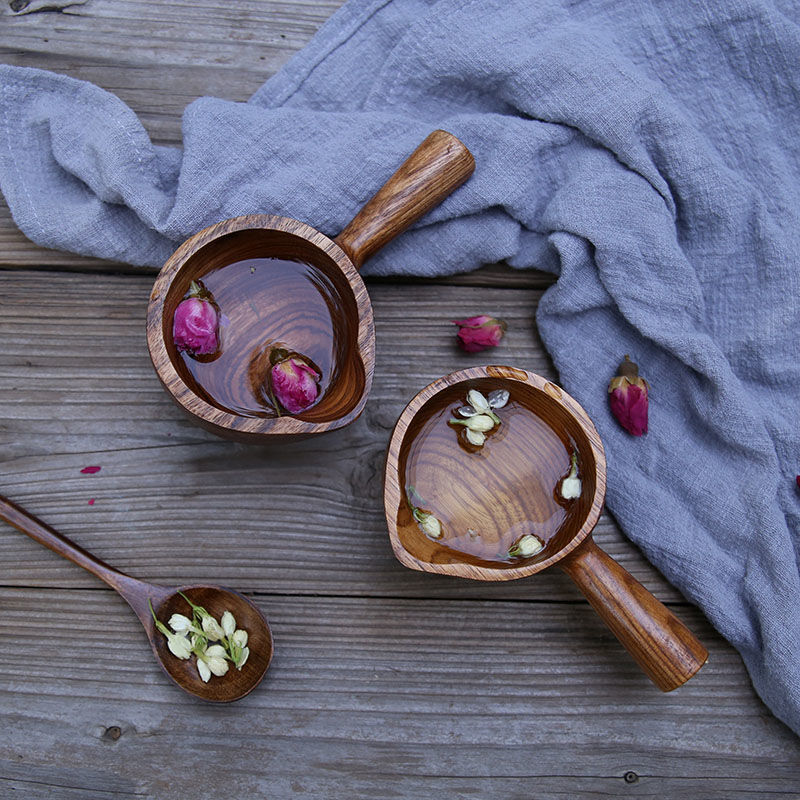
[152,597,249,679]
[451,414,495,432]
[228,628,250,669]
[414,509,442,539]
[465,428,486,447]
[168,613,199,635]
[467,389,490,413]
[464,414,495,431]
[197,644,230,682]
[150,600,193,660]
[407,485,444,539]
[451,412,496,447]
[221,611,236,638]
[560,453,581,500]
[201,614,226,642]
[508,534,543,558]
[166,632,192,660]
[467,390,501,424]
[487,389,509,409]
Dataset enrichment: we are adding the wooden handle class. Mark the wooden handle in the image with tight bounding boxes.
[334,130,475,269]
[559,536,708,691]
[0,494,160,620]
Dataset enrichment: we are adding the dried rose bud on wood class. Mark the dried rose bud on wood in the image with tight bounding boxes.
[453,315,507,353]
[608,355,649,436]
[269,349,321,414]
[173,281,220,356]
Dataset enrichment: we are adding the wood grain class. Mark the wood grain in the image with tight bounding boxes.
[385,367,607,580]
[146,133,472,441]
[335,130,475,269]
[0,269,672,603]
[0,266,797,793]
[384,366,706,690]
[1,0,796,792]
[0,588,797,800]
[561,537,707,691]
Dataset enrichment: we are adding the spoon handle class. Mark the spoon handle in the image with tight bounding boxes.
[0,494,164,620]
[559,535,708,691]
[334,129,475,269]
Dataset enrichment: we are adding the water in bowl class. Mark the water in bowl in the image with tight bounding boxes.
[177,258,340,417]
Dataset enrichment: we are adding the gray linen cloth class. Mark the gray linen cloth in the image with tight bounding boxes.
[1,0,799,733]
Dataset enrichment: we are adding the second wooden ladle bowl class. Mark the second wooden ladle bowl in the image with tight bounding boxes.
[384,366,708,691]
[147,130,474,442]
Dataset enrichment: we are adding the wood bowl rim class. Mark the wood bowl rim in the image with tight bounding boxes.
[146,214,375,439]
[383,365,607,581]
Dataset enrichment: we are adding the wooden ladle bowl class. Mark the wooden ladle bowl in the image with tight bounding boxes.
[147,130,474,442]
[384,366,708,691]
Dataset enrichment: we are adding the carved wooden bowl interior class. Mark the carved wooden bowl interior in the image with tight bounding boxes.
[384,365,605,579]
[147,215,374,441]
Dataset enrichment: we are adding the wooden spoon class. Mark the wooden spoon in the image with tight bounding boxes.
[0,495,273,702]
[383,366,708,692]
[147,129,475,442]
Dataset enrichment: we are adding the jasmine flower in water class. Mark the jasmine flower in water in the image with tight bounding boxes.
[406,485,443,539]
[450,388,509,448]
[508,534,543,559]
[560,453,581,500]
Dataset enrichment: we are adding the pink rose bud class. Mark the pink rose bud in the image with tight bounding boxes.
[173,282,219,356]
[608,355,649,436]
[269,351,321,414]
[453,315,507,353]
[796,475,800,490]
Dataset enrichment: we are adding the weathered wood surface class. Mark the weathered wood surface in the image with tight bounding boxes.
[1,1,799,797]
[1,589,797,800]
[2,269,799,797]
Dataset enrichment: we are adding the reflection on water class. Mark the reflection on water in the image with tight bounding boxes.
[403,399,580,564]
[177,258,341,417]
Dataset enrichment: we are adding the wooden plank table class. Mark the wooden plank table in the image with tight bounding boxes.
[1,2,799,797]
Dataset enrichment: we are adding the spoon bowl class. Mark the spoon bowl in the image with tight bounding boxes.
[384,366,708,691]
[0,495,273,703]
[145,582,273,702]
[147,130,475,442]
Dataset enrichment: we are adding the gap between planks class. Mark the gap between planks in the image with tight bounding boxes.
[0,582,698,608]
